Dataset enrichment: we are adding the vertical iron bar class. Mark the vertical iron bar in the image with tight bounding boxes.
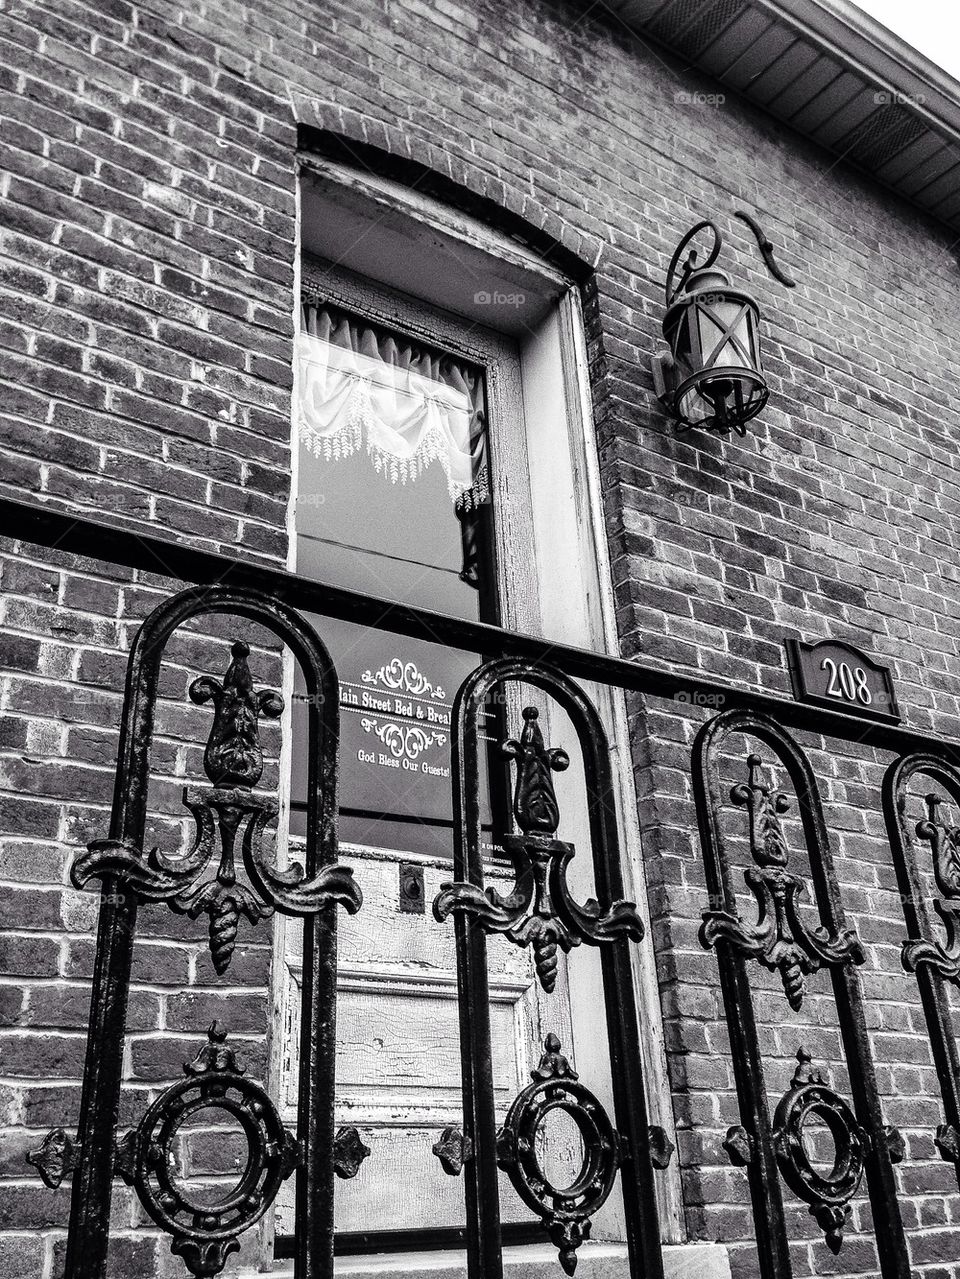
[883,754,960,1195]
[295,910,339,1279]
[63,885,138,1279]
[452,669,504,1279]
[917,963,960,1166]
[456,913,502,1279]
[63,614,163,1279]
[587,720,664,1279]
[717,948,792,1277]
[830,965,910,1277]
[599,940,665,1278]
[293,622,344,1279]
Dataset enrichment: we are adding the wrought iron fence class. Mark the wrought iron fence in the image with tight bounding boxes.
[5,496,960,1279]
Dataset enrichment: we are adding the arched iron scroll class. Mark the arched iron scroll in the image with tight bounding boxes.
[883,753,960,1186]
[433,658,664,1279]
[694,710,908,1279]
[30,586,362,1279]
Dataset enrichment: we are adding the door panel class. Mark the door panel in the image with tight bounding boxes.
[275,852,564,1234]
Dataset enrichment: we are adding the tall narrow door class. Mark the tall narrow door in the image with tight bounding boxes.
[275,265,574,1242]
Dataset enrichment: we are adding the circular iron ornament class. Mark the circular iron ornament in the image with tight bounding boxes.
[497,1035,620,1275]
[126,1026,297,1278]
[772,1050,865,1254]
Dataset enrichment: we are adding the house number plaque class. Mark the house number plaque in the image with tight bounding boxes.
[786,638,900,723]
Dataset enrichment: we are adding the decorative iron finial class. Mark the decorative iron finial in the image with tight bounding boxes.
[731,753,791,868]
[436,704,643,995]
[184,1022,245,1077]
[917,793,960,899]
[791,1046,825,1088]
[76,637,361,975]
[702,751,862,1011]
[501,707,570,835]
[531,1032,578,1081]
[190,640,284,789]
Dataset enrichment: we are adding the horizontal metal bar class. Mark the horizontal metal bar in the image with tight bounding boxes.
[1,495,956,761]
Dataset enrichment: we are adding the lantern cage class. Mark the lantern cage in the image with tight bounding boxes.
[653,218,775,437]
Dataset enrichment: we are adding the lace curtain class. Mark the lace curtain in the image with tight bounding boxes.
[296,301,490,512]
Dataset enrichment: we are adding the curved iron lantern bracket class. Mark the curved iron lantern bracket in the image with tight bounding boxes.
[664,212,795,308]
[734,210,797,289]
[664,218,723,307]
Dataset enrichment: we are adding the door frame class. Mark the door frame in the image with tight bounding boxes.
[258,155,683,1264]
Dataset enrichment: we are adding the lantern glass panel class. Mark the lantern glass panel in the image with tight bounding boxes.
[697,298,757,370]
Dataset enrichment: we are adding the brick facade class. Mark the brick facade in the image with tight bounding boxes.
[2,1,960,1276]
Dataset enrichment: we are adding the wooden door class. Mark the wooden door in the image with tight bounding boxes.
[272,262,574,1241]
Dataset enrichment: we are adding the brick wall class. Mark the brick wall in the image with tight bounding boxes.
[2,0,960,1276]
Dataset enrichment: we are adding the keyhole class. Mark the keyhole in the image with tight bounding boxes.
[399,863,425,913]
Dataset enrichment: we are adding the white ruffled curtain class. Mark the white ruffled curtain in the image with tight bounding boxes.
[296,302,490,511]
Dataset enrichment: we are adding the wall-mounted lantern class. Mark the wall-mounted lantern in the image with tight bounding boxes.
[652,212,794,437]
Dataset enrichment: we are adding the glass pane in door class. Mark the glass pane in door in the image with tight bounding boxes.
[291,299,500,856]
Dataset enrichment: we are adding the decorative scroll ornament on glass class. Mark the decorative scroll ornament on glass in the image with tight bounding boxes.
[700,753,863,1009]
[497,1035,621,1276]
[362,657,447,702]
[902,792,960,981]
[74,640,361,973]
[434,706,644,992]
[359,717,447,762]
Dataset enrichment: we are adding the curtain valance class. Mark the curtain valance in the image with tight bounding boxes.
[296,302,490,511]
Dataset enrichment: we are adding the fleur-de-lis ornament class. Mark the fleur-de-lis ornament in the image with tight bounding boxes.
[435,704,644,994]
[190,640,284,789]
[902,792,960,981]
[502,706,570,835]
[76,639,360,974]
[701,753,861,1009]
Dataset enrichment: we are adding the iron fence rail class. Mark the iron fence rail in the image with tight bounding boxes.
[5,494,960,1279]
[0,495,956,762]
